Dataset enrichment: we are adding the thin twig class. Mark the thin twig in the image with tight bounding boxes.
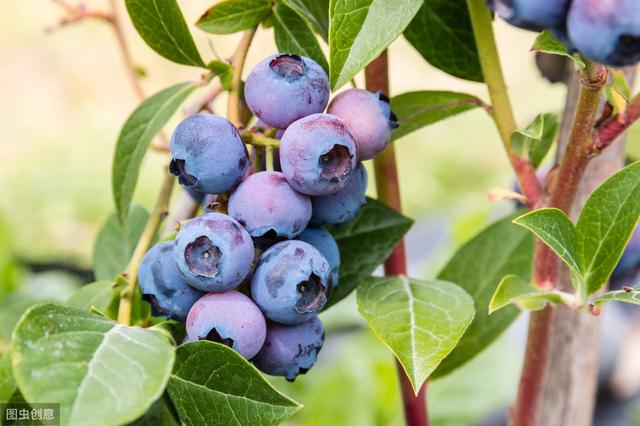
[227,28,258,127]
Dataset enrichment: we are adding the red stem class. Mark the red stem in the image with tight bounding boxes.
[512,61,607,426]
[366,51,428,426]
[594,92,640,152]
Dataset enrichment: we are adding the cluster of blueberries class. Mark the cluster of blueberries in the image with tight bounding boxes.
[138,53,397,381]
[488,0,640,67]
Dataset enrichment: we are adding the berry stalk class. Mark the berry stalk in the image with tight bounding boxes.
[466,0,544,208]
[117,171,175,325]
[366,51,429,426]
[227,27,257,127]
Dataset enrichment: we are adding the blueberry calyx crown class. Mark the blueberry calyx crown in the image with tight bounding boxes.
[294,273,327,314]
[269,54,306,80]
[319,144,353,182]
[378,93,399,129]
[169,158,198,187]
[184,236,222,278]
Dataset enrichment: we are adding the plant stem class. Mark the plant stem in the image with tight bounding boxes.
[108,0,144,101]
[366,51,429,426]
[117,172,175,325]
[593,92,640,152]
[512,61,607,426]
[227,28,257,127]
[240,131,281,148]
[466,0,544,208]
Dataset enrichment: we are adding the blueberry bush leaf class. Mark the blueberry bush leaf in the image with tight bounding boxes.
[433,214,533,379]
[273,0,329,72]
[66,280,120,319]
[283,0,330,40]
[167,341,300,425]
[357,276,474,391]
[327,197,413,308]
[390,91,482,141]
[513,208,582,281]
[93,205,149,280]
[529,113,559,168]
[329,0,422,90]
[404,0,482,82]
[125,0,205,67]
[197,0,272,35]
[112,82,197,223]
[577,161,640,294]
[489,274,573,314]
[532,30,585,69]
[594,286,640,307]
[0,352,16,403]
[11,303,175,426]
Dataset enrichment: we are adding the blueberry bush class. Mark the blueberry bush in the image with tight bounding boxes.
[3,0,640,425]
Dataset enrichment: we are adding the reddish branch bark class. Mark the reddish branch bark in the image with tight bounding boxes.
[593,92,640,153]
[365,52,428,426]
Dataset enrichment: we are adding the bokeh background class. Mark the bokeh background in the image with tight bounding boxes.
[2,1,640,425]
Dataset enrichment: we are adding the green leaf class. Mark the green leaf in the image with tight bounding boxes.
[206,60,233,91]
[283,0,329,40]
[151,320,186,346]
[329,0,422,90]
[357,276,474,392]
[0,272,81,341]
[327,197,413,308]
[605,70,631,115]
[403,0,482,82]
[197,0,272,34]
[433,214,533,379]
[273,0,329,72]
[513,208,582,280]
[11,303,175,426]
[93,205,149,280]
[510,114,545,155]
[125,0,205,67]
[167,341,300,425]
[529,113,558,168]
[390,91,481,141]
[577,161,640,294]
[67,281,120,319]
[532,30,585,69]
[594,286,640,307]
[112,82,197,222]
[489,275,573,313]
[0,352,16,403]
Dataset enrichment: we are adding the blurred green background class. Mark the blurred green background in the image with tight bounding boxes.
[2,1,640,425]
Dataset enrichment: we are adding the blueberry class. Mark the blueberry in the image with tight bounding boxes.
[186,291,266,359]
[487,0,571,31]
[251,240,331,325]
[310,162,367,225]
[327,89,398,160]
[280,113,358,196]
[174,212,255,292]
[297,227,340,288]
[567,0,640,66]
[229,171,312,239]
[138,241,205,321]
[170,113,248,194]
[244,54,330,129]
[252,317,324,381]
[611,228,640,289]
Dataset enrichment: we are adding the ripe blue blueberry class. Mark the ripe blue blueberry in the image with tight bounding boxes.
[251,240,331,325]
[297,227,340,288]
[252,317,324,381]
[310,162,367,225]
[186,291,266,359]
[487,0,570,31]
[170,113,248,194]
[327,89,398,160]
[244,54,330,129]
[280,113,358,196]
[174,212,255,292]
[228,171,312,239]
[567,0,640,66]
[138,241,205,321]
